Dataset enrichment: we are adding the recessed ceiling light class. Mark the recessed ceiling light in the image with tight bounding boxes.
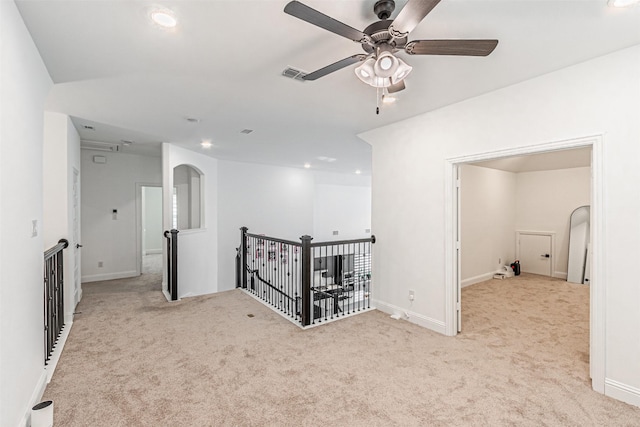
[151,10,177,28]
[201,140,213,149]
[316,156,337,163]
[304,163,311,169]
[355,170,362,175]
[608,0,640,6]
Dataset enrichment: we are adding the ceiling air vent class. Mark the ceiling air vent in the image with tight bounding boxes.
[282,67,307,81]
[80,140,121,152]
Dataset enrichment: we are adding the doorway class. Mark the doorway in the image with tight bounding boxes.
[136,184,162,276]
[445,135,604,393]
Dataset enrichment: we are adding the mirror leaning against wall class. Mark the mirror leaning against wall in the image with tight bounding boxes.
[172,164,203,230]
[566,205,590,284]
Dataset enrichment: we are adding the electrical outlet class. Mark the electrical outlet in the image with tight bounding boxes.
[409,290,415,301]
[98,261,103,268]
[498,258,502,265]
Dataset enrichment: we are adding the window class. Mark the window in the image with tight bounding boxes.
[172,164,203,230]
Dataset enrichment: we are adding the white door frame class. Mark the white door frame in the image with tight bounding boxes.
[515,230,555,277]
[135,182,162,276]
[444,134,604,393]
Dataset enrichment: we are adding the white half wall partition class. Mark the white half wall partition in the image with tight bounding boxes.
[359,45,640,406]
[163,144,218,298]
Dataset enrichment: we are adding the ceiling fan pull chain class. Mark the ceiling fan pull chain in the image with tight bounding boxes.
[376,87,381,115]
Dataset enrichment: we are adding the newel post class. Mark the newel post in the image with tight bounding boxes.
[300,234,313,326]
[240,227,248,289]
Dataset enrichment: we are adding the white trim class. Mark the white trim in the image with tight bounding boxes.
[82,270,138,283]
[135,182,162,277]
[145,249,162,255]
[590,136,605,393]
[373,299,446,335]
[461,272,495,288]
[45,320,73,383]
[553,271,568,280]
[605,379,640,407]
[444,134,605,395]
[18,369,48,427]
[443,162,458,336]
[162,289,179,302]
[515,230,556,277]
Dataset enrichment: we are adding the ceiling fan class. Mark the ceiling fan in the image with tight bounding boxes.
[284,0,498,100]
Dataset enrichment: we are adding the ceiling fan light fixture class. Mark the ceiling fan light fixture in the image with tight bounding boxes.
[391,57,413,84]
[355,58,376,85]
[382,94,397,104]
[373,52,399,78]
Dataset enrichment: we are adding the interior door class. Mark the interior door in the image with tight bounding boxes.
[518,233,552,276]
[73,168,81,305]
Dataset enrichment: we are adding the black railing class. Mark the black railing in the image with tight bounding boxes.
[164,229,179,301]
[43,238,69,365]
[237,227,375,327]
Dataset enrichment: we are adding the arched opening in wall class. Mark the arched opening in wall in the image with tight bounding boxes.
[173,164,203,230]
[446,136,604,393]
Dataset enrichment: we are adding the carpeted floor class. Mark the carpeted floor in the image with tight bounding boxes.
[43,273,640,426]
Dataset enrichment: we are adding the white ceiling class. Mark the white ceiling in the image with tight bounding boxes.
[470,146,592,173]
[16,0,640,174]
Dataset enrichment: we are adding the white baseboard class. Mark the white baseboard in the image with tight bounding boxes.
[553,271,568,280]
[145,249,162,255]
[373,299,446,335]
[461,272,496,288]
[18,369,48,427]
[45,320,73,383]
[81,270,138,283]
[605,378,640,407]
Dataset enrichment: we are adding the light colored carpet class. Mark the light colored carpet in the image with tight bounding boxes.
[44,273,640,426]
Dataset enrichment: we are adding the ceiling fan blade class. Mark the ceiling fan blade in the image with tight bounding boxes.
[302,54,367,81]
[284,1,371,44]
[387,81,406,93]
[388,0,441,39]
[405,39,499,56]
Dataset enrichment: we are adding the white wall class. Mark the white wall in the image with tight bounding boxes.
[0,1,53,425]
[81,151,161,282]
[313,183,371,242]
[142,186,162,254]
[163,144,218,298]
[216,160,315,291]
[360,45,640,406]
[515,167,591,278]
[460,165,516,286]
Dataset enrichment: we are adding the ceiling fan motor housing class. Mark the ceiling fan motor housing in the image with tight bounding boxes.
[374,0,396,20]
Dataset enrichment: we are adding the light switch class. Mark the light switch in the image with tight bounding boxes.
[31,220,38,237]
[112,209,118,220]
